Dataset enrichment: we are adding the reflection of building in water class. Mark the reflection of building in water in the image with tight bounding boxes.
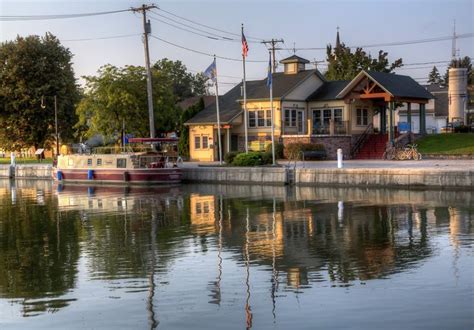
[190,194,217,235]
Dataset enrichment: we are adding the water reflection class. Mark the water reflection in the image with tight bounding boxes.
[0,180,472,329]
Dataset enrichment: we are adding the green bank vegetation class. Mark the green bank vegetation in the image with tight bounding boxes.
[417,133,474,155]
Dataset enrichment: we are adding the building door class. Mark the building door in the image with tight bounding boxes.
[231,135,239,151]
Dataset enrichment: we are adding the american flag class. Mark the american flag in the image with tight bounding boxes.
[242,32,249,57]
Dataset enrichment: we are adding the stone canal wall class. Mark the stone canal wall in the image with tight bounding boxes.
[1,164,472,189]
[182,166,288,185]
[0,165,52,179]
[183,166,473,189]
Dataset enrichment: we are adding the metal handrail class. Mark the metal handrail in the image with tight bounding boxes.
[350,123,373,158]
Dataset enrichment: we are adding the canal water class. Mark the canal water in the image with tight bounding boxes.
[0,180,472,329]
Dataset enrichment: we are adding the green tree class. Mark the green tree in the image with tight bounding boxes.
[76,64,177,142]
[153,58,207,102]
[325,43,403,81]
[0,33,80,150]
[177,98,205,157]
[427,66,442,84]
[443,56,473,86]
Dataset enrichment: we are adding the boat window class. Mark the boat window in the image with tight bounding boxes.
[97,159,102,166]
[117,158,127,168]
[87,159,92,166]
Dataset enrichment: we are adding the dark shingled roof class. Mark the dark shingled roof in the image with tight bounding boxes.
[184,83,242,125]
[177,96,215,110]
[280,55,310,64]
[245,69,320,100]
[366,71,434,99]
[307,80,350,101]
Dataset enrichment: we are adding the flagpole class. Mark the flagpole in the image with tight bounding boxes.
[242,24,248,153]
[214,55,223,165]
[269,50,276,166]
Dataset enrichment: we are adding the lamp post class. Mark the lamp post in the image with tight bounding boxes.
[41,95,59,157]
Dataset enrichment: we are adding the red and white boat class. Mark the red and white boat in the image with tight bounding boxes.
[53,139,182,185]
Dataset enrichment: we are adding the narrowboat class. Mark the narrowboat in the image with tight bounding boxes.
[53,149,182,185]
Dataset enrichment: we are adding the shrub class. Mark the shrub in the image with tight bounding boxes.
[261,151,273,165]
[454,125,470,133]
[231,151,273,166]
[265,142,284,159]
[224,151,240,164]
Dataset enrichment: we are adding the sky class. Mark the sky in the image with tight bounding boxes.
[0,0,473,93]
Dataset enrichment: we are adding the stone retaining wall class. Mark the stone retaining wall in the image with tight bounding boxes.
[182,166,288,185]
[295,168,472,188]
[281,136,352,159]
[0,165,52,179]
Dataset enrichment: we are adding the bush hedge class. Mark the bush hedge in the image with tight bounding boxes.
[231,151,273,166]
[265,142,284,159]
[224,151,239,164]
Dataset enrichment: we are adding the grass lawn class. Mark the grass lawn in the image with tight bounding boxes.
[0,157,53,165]
[417,133,474,155]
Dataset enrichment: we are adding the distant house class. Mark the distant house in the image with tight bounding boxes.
[185,55,433,161]
[395,84,449,134]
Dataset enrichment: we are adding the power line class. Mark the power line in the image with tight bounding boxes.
[61,33,141,42]
[283,33,474,51]
[149,15,222,40]
[0,8,131,21]
[149,35,267,63]
[149,11,238,41]
[156,7,265,42]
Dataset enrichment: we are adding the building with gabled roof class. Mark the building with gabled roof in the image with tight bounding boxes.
[185,55,433,161]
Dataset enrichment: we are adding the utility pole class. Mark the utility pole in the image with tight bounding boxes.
[262,38,284,73]
[452,19,458,61]
[132,4,157,138]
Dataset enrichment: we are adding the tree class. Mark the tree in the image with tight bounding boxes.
[77,59,207,144]
[427,66,443,85]
[76,64,178,142]
[177,98,205,157]
[153,59,207,102]
[443,56,473,86]
[325,43,403,81]
[0,33,80,150]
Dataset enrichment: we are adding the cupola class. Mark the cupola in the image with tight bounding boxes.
[280,55,310,74]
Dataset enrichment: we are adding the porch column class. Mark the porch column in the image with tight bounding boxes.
[388,101,395,145]
[226,127,230,153]
[419,103,426,135]
[380,105,387,134]
[407,102,412,133]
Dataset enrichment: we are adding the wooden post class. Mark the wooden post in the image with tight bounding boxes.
[419,103,426,135]
[407,102,412,133]
[380,105,387,135]
[388,101,395,145]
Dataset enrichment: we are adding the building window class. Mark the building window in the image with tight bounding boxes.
[194,136,201,149]
[284,109,304,128]
[202,136,209,149]
[97,159,102,166]
[117,158,127,168]
[195,135,210,149]
[334,108,343,123]
[248,109,272,128]
[249,111,256,127]
[87,158,92,166]
[357,108,369,126]
[196,202,202,214]
[312,108,344,134]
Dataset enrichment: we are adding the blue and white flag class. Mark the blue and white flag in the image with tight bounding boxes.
[204,58,217,82]
[266,53,272,88]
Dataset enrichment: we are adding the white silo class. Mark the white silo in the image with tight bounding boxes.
[448,67,468,123]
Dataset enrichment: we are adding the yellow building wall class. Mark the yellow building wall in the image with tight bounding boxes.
[189,125,215,161]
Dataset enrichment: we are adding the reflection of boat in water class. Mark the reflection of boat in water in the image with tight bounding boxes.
[53,139,182,185]
[54,183,182,213]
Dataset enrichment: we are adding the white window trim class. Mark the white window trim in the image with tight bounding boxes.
[248,109,272,128]
[284,108,305,128]
[356,108,369,126]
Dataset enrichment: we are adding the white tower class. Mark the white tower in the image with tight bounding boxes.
[448,67,468,123]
